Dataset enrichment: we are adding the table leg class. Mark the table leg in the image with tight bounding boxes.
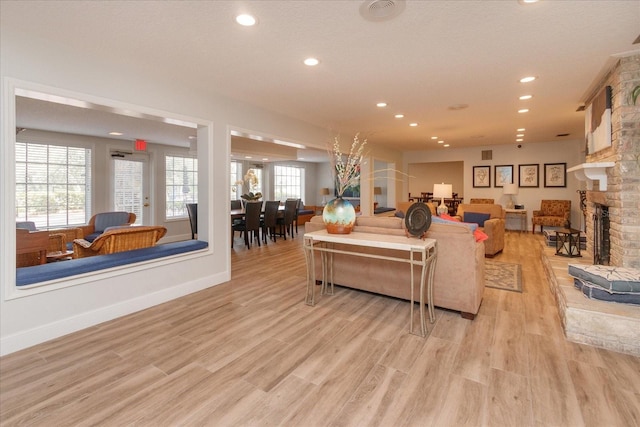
[304,237,316,306]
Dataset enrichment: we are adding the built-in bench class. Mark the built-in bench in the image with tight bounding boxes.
[16,240,208,287]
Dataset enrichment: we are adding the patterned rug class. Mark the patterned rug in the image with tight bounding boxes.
[485,260,522,292]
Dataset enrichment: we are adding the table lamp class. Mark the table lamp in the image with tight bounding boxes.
[320,187,330,206]
[433,182,452,216]
[503,183,518,209]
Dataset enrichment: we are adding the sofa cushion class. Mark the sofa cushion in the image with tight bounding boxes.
[568,264,640,293]
[464,212,491,227]
[574,278,640,305]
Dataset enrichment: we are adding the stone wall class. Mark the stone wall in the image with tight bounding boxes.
[585,54,640,269]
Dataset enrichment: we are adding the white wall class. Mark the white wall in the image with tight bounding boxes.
[403,140,585,230]
[0,18,336,355]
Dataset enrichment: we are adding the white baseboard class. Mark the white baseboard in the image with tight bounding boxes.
[0,272,229,356]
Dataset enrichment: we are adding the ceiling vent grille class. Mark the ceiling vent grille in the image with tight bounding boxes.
[481,150,492,160]
[359,0,406,22]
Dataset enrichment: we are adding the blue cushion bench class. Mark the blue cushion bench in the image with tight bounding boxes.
[17,240,208,287]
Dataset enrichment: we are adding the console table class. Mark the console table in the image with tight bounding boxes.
[303,230,437,337]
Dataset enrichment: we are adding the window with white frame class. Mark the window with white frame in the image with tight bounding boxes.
[15,142,92,228]
[274,165,304,201]
[165,154,198,219]
[231,160,242,200]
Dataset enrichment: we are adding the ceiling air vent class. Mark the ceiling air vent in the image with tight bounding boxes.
[359,0,406,22]
[481,150,492,160]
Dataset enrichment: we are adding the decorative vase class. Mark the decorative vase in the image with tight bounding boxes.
[322,197,356,234]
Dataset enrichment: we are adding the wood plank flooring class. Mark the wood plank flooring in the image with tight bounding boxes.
[1,228,639,426]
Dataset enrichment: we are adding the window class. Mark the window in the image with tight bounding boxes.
[165,155,198,219]
[231,160,242,200]
[274,165,304,201]
[15,142,92,228]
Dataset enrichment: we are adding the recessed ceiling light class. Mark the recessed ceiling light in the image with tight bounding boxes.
[518,109,529,113]
[409,123,418,127]
[519,95,533,100]
[262,158,269,161]
[244,156,252,159]
[109,131,123,136]
[516,138,524,142]
[188,135,196,140]
[438,140,444,144]
[303,57,319,66]
[519,76,537,83]
[516,133,524,137]
[443,144,450,147]
[395,114,404,118]
[518,0,539,4]
[517,128,526,132]
[431,136,438,140]
[236,14,256,26]
[376,102,387,108]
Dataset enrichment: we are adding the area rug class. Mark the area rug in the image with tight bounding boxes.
[484,260,522,292]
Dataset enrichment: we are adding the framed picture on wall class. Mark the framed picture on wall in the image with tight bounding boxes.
[473,166,491,188]
[518,164,539,188]
[544,162,567,187]
[494,165,513,187]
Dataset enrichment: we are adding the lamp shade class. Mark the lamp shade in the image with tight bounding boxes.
[433,183,452,199]
[320,187,331,196]
[374,187,382,195]
[503,183,518,195]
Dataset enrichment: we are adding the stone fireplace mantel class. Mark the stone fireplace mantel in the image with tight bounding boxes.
[567,162,615,191]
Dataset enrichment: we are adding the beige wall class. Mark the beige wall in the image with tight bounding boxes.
[408,161,464,198]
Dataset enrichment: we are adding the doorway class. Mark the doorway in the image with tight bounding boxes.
[112,156,150,225]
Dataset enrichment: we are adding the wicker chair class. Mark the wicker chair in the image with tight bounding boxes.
[72,226,167,258]
[532,200,571,234]
[16,228,49,267]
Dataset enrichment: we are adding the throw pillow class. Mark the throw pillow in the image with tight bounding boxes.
[439,213,460,222]
[464,212,491,227]
[473,228,489,242]
[395,210,405,218]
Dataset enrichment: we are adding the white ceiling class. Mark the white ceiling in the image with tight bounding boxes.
[5,0,640,157]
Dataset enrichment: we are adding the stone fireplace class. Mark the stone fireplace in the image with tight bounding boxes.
[545,54,640,356]
[575,54,640,270]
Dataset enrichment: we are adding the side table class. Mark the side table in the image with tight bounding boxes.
[505,209,527,233]
[555,228,582,257]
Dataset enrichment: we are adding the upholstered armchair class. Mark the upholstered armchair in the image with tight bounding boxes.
[469,198,494,204]
[455,203,505,257]
[531,200,571,234]
[79,212,137,242]
[73,225,166,258]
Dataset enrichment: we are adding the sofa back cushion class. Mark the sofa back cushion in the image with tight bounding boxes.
[456,203,504,219]
[94,212,132,232]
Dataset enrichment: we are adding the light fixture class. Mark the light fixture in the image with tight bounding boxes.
[431,136,438,140]
[503,183,519,209]
[519,95,533,100]
[395,114,404,118]
[409,123,418,127]
[303,58,319,66]
[519,76,537,83]
[516,134,524,137]
[518,109,529,113]
[320,187,331,205]
[109,131,123,136]
[438,140,444,144]
[443,144,450,147]
[236,14,256,26]
[517,128,526,131]
[516,138,523,142]
[433,183,452,216]
[376,102,387,107]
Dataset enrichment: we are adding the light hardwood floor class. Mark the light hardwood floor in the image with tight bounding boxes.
[1,228,639,426]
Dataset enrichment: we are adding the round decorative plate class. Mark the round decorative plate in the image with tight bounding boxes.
[405,203,432,237]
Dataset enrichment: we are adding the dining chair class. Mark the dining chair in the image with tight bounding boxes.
[232,201,262,249]
[262,200,280,243]
[186,203,197,239]
[276,199,298,240]
[230,200,242,210]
